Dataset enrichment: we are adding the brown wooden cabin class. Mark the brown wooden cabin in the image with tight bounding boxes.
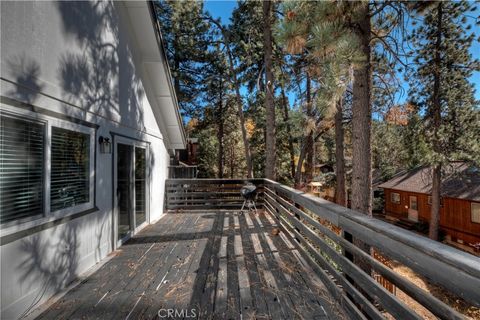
[379,162,480,246]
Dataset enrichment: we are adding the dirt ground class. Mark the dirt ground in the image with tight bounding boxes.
[387,260,480,319]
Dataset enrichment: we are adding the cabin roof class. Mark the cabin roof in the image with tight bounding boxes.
[378,162,480,202]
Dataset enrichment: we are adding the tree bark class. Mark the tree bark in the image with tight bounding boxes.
[294,122,333,188]
[263,0,276,180]
[281,86,296,180]
[217,83,224,178]
[429,164,442,240]
[429,2,443,240]
[230,143,235,178]
[294,136,311,188]
[173,35,181,100]
[351,2,372,216]
[304,73,314,183]
[335,98,346,206]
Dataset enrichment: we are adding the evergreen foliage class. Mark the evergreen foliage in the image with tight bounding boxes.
[408,0,480,166]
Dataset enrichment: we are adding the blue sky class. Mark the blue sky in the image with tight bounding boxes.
[204,0,480,108]
[204,1,237,24]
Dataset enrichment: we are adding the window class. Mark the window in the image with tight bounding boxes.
[391,192,400,204]
[0,114,45,223]
[50,127,90,211]
[0,107,95,227]
[472,203,480,224]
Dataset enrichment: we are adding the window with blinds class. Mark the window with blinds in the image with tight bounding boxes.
[0,114,45,223]
[51,127,90,211]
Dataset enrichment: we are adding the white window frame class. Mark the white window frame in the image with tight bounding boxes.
[0,104,95,236]
[391,192,401,204]
[472,202,480,224]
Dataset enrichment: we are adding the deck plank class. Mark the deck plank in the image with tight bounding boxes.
[35,210,344,320]
[257,210,330,319]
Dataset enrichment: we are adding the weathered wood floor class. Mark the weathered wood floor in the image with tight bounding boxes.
[36,210,344,319]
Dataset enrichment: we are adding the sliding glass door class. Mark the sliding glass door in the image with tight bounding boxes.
[135,147,147,226]
[117,143,133,241]
[115,138,149,245]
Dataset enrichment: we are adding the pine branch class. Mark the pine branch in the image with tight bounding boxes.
[371,30,407,67]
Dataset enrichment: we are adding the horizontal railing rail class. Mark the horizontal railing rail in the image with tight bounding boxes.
[263,179,479,320]
[165,178,264,210]
[168,165,198,179]
[165,178,480,319]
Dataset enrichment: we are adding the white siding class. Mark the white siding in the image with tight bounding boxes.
[0,1,173,318]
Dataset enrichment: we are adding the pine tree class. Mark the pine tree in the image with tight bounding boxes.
[408,0,480,240]
[276,1,362,188]
[350,1,373,216]
[208,16,255,178]
[335,97,346,206]
[263,0,276,180]
[154,0,211,117]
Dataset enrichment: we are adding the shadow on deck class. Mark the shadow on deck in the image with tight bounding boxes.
[35,210,345,319]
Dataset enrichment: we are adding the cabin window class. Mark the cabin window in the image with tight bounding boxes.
[472,203,480,224]
[0,108,95,227]
[391,192,401,204]
[0,114,45,224]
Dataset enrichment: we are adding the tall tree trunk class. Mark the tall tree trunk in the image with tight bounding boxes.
[230,143,235,179]
[207,18,254,178]
[351,2,372,216]
[264,0,276,180]
[430,164,442,240]
[217,85,224,178]
[335,98,346,206]
[173,35,181,99]
[223,32,254,178]
[294,137,310,188]
[281,86,296,180]
[304,73,314,183]
[294,122,333,188]
[429,2,443,240]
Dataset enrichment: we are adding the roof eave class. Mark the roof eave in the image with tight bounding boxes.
[146,1,186,149]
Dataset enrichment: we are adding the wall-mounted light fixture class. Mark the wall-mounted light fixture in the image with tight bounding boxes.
[98,136,112,154]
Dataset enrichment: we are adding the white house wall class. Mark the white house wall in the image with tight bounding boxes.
[0,1,173,319]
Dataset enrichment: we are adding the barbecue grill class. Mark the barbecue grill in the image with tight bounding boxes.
[240,183,257,213]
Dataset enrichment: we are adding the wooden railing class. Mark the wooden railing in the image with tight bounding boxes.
[165,179,264,210]
[165,178,480,319]
[168,165,198,179]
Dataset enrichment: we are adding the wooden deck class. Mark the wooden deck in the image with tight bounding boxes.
[36,210,344,319]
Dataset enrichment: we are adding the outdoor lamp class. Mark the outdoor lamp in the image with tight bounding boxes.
[98,136,112,154]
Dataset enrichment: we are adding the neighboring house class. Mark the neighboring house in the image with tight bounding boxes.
[379,162,480,246]
[169,138,198,178]
[176,137,199,166]
[0,1,185,319]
